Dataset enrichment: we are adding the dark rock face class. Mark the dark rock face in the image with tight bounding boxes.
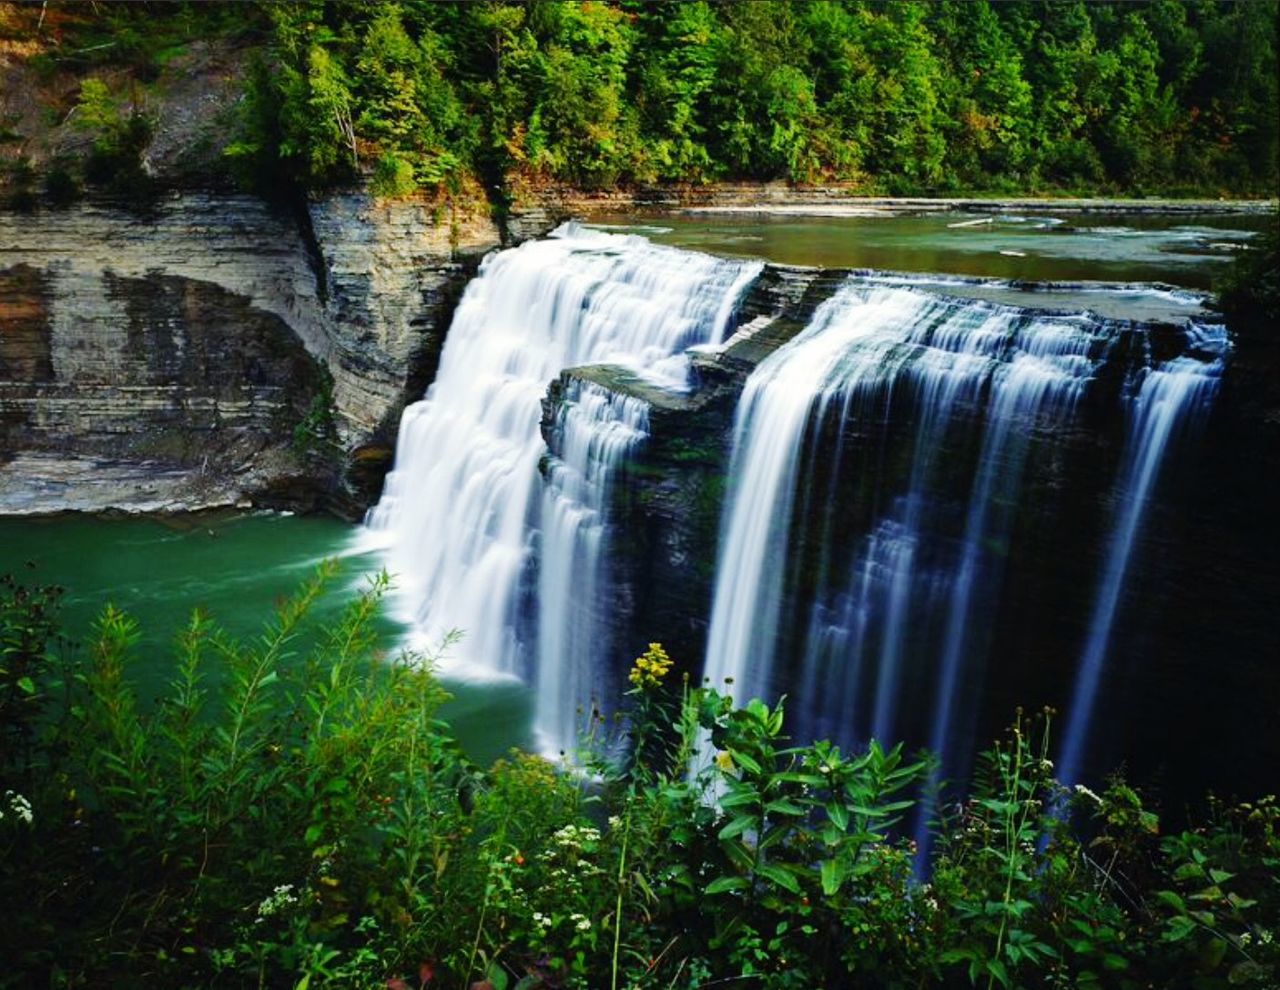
[0,191,530,515]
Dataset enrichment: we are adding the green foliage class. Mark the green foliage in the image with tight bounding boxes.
[0,574,64,786]
[210,0,1276,199]
[1217,214,1280,339]
[291,371,337,456]
[70,77,154,191]
[1,577,1277,989]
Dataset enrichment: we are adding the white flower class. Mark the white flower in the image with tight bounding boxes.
[1073,784,1102,804]
[257,883,298,918]
[570,913,591,932]
[2,790,33,825]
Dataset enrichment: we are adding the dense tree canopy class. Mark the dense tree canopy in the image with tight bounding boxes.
[31,0,1280,197]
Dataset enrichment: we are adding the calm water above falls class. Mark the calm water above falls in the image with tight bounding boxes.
[593,210,1266,289]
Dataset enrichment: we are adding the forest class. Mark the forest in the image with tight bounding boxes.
[22,0,1280,199]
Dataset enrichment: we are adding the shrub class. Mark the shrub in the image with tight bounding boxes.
[1,569,1276,988]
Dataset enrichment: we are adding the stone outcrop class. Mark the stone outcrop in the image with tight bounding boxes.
[0,189,537,515]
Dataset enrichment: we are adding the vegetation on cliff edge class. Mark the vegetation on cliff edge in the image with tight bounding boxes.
[3,1,1277,203]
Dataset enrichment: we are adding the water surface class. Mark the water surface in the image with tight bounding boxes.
[0,512,533,765]
[591,210,1266,289]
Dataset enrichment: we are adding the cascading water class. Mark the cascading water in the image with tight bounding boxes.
[703,285,952,709]
[363,223,760,754]
[702,277,1222,800]
[705,285,1108,731]
[537,380,648,754]
[1057,324,1228,786]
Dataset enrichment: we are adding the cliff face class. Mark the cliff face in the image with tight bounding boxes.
[0,190,537,515]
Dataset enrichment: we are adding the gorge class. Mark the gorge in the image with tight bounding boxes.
[3,196,1277,814]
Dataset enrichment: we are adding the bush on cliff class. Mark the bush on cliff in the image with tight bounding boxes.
[1217,214,1280,341]
[1,567,1277,989]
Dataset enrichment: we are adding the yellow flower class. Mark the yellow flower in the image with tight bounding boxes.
[628,642,673,690]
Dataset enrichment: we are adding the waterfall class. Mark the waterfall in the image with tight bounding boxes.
[702,286,942,707]
[536,380,648,754]
[704,284,1111,737]
[704,274,1227,804]
[363,223,760,753]
[1057,324,1228,785]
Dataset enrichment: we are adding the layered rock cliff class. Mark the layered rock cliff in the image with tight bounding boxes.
[0,189,546,514]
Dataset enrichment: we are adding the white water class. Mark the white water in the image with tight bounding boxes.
[705,274,1226,803]
[363,224,760,753]
[702,286,944,707]
[1057,324,1227,785]
[536,380,648,754]
[705,284,1115,736]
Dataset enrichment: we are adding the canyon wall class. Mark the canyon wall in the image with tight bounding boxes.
[0,190,555,514]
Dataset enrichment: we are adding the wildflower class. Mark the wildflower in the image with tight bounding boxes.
[1073,784,1103,804]
[2,791,33,826]
[628,642,673,690]
[570,913,591,932]
[714,751,734,772]
[257,883,298,918]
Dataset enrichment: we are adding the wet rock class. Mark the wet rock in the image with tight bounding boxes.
[0,190,551,515]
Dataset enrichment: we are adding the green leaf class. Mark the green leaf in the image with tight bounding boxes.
[705,876,750,896]
[16,676,35,695]
[757,825,790,852]
[764,798,805,816]
[720,838,755,871]
[1208,868,1234,885]
[820,858,846,897]
[826,801,849,831]
[719,788,759,810]
[729,749,763,775]
[486,962,509,990]
[1155,889,1187,912]
[756,863,801,895]
[1173,862,1203,882]
[719,815,756,841]
[775,771,825,787]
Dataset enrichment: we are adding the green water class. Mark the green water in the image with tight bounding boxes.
[0,512,534,765]
[591,210,1268,288]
